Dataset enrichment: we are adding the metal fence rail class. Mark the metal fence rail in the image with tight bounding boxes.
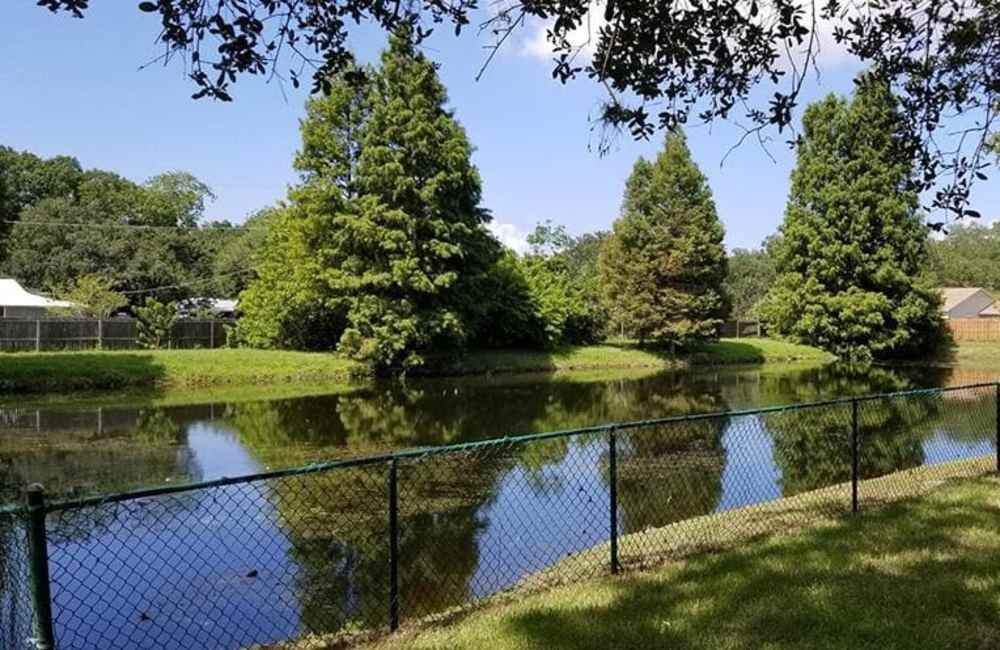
[2,382,998,649]
[718,319,764,338]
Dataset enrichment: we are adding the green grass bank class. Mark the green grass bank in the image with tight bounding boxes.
[360,467,1000,650]
[0,349,358,395]
[419,338,832,375]
[0,338,832,396]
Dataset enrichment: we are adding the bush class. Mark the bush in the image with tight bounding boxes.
[135,298,177,349]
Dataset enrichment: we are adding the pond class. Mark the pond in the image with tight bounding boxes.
[1,360,997,649]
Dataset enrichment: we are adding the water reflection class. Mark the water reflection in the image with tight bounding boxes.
[0,362,996,649]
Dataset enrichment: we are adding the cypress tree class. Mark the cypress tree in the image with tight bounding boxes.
[599,132,729,347]
[758,75,943,361]
[241,30,498,370]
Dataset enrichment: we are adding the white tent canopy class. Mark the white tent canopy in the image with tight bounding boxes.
[0,278,73,309]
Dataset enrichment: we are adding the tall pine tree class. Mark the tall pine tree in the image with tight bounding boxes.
[240,30,499,369]
[758,75,943,361]
[599,132,728,346]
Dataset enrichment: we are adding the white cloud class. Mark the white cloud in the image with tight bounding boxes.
[488,221,530,254]
[520,1,853,70]
[522,5,605,62]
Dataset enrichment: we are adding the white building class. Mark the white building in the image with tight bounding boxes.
[0,278,74,319]
[178,297,238,319]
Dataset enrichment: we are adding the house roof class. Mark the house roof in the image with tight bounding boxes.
[940,287,991,313]
[0,279,73,308]
[980,303,1000,317]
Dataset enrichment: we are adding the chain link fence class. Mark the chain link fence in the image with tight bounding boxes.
[1,507,33,650]
[1,382,997,649]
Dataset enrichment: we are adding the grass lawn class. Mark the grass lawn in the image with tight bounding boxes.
[366,471,1000,650]
[689,338,834,364]
[937,340,1000,370]
[421,338,833,376]
[0,338,830,395]
[0,349,358,394]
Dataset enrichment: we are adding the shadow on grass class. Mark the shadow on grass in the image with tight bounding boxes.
[689,340,766,363]
[0,352,167,395]
[497,477,1000,649]
[931,342,960,364]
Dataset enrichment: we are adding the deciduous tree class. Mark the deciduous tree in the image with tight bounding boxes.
[928,223,1000,292]
[725,238,779,319]
[136,298,178,349]
[519,221,606,346]
[0,164,218,307]
[0,147,82,262]
[58,274,128,320]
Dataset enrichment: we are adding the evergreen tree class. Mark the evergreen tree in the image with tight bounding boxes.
[758,75,943,361]
[241,30,499,369]
[598,132,728,346]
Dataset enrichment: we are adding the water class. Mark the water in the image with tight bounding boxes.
[1,361,996,649]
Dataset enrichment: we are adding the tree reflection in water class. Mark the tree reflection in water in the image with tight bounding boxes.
[3,361,994,643]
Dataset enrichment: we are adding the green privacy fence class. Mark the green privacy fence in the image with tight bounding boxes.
[1,382,998,649]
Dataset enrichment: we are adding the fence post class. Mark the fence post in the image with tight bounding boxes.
[388,458,400,632]
[26,484,55,650]
[209,320,215,349]
[35,319,41,352]
[851,398,860,514]
[97,318,103,350]
[609,427,620,575]
[994,382,1000,474]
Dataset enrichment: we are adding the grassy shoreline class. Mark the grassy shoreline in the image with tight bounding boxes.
[347,459,996,650]
[0,338,832,396]
[0,349,360,395]
[418,338,832,376]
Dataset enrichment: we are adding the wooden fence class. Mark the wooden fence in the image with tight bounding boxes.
[0,318,233,352]
[719,319,765,338]
[946,318,1000,342]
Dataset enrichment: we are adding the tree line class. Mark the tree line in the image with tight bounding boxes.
[1,31,959,368]
[234,32,730,370]
[0,147,262,316]
[239,35,948,368]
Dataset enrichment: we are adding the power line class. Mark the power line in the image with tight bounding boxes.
[119,269,256,296]
[2,219,261,297]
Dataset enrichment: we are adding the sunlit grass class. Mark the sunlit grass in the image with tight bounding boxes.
[0,349,358,394]
[691,338,834,364]
[0,338,830,396]
[359,465,1000,650]
[423,338,832,376]
[937,341,1000,372]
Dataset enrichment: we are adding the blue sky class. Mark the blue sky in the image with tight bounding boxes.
[3,3,997,251]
